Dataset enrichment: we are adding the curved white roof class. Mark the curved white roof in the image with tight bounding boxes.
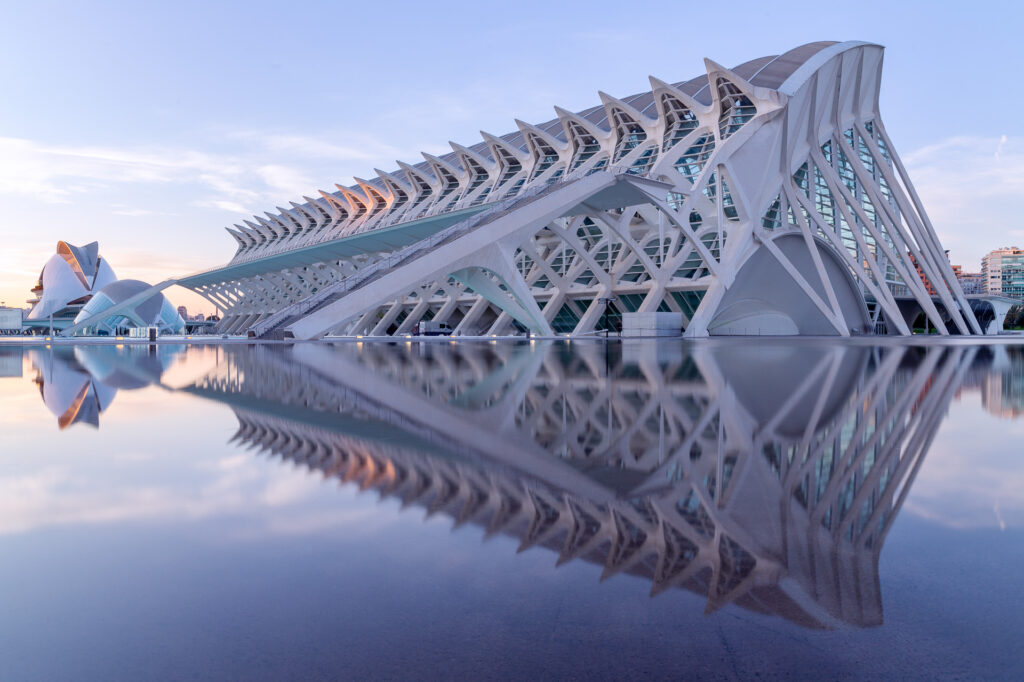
[26,241,117,321]
[207,42,859,263]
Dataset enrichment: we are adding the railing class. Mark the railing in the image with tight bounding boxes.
[249,170,618,338]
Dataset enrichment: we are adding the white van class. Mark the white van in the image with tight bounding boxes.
[413,321,454,336]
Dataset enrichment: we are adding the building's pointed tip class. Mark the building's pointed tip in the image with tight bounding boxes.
[705,57,750,87]
[649,75,672,90]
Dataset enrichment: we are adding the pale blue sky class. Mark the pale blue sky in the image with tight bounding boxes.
[1,0,1020,312]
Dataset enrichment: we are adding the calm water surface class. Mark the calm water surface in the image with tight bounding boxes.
[0,340,1022,680]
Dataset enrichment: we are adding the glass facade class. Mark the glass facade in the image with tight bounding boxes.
[73,284,185,336]
[982,247,1024,300]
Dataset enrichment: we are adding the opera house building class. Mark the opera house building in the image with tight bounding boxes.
[26,241,184,335]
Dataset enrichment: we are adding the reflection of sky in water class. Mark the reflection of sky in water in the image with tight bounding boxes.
[0,341,1022,679]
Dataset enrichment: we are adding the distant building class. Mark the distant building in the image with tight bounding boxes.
[911,249,950,296]
[982,247,1024,300]
[25,241,185,335]
[73,280,185,336]
[177,305,188,320]
[914,256,983,297]
[956,270,985,295]
[0,306,23,332]
[25,241,117,330]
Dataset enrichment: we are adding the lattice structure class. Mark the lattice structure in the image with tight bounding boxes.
[178,41,980,337]
[185,341,974,626]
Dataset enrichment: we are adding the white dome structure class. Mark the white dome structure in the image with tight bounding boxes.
[25,241,117,329]
[72,279,185,335]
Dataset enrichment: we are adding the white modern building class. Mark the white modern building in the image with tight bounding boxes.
[72,279,184,336]
[27,241,185,335]
[26,241,117,330]
[982,246,1024,300]
[171,41,980,338]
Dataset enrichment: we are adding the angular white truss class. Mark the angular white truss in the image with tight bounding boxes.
[179,41,981,337]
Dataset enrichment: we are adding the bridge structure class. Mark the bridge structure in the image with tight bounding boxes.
[889,294,1019,336]
[182,340,975,627]
[163,40,981,339]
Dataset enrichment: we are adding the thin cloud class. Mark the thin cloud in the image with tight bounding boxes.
[194,198,251,214]
[0,129,416,214]
[111,208,160,217]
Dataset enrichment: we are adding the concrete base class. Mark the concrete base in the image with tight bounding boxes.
[621,312,682,337]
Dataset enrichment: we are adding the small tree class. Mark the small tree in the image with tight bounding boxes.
[1006,304,1024,329]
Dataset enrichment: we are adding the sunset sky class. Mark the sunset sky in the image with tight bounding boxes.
[1,0,1020,314]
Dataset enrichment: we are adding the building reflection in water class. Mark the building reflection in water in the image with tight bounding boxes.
[171,340,986,630]
[28,344,184,428]
[959,345,1024,419]
[20,340,1021,627]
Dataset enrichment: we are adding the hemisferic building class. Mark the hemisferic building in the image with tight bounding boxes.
[176,41,983,339]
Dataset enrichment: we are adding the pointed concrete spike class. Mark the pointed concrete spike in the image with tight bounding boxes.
[704,57,754,91]
[649,75,670,89]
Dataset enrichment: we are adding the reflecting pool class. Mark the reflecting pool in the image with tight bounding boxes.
[1,340,1022,679]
